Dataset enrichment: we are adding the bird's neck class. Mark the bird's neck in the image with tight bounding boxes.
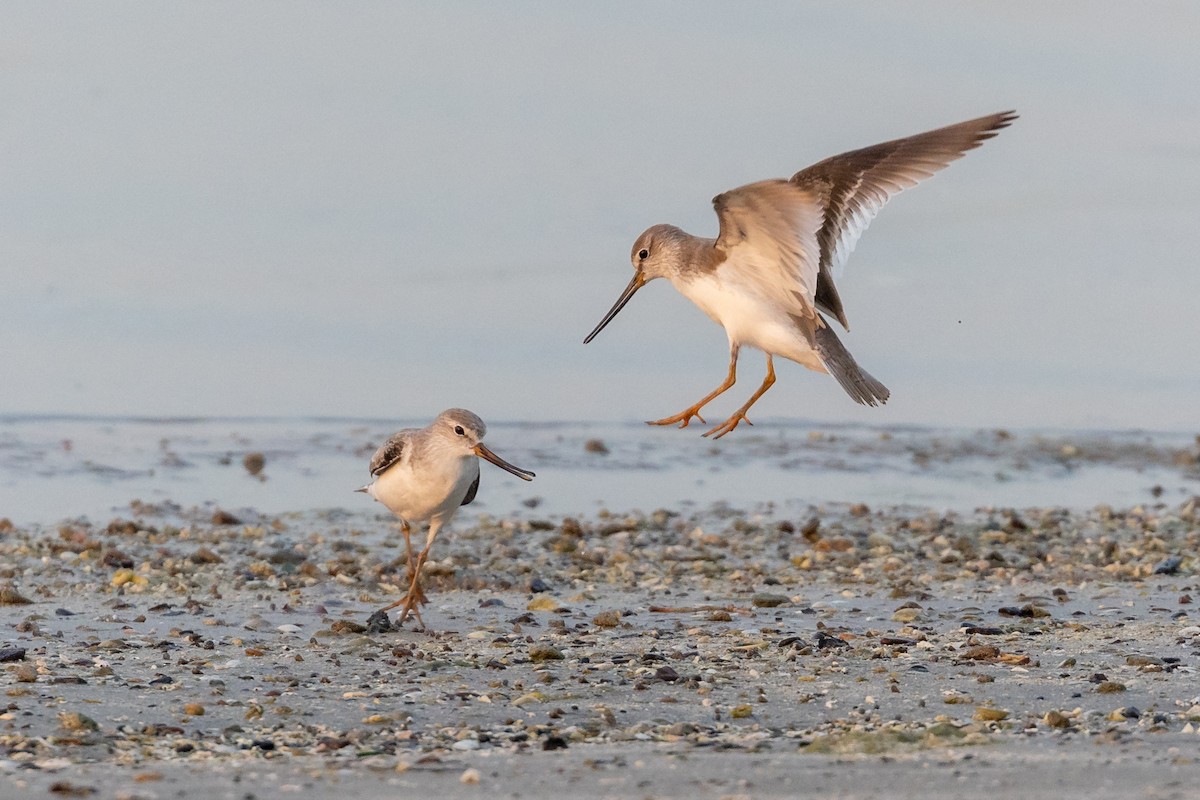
[670,235,723,282]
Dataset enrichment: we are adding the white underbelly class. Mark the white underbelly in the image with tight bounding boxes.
[369,458,477,524]
[677,274,823,370]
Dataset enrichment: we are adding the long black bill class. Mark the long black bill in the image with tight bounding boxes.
[474,443,536,481]
[583,271,645,344]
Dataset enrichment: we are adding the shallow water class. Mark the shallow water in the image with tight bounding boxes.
[1,416,1196,526]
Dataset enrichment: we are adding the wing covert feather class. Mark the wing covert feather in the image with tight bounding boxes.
[712,180,825,320]
[369,432,409,477]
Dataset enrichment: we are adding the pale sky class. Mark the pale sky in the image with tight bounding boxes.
[3,2,1198,430]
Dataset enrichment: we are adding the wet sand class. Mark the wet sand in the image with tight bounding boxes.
[4,470,1200,798]
[5,742,1198,799]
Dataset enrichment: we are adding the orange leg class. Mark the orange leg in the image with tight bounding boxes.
[395,545,433,627]
[647,345,739,428]
[399,521,427,602]
[402,521,429,607]
[402,521,414,570]
[704,354,776,439]
[376,521,429,628]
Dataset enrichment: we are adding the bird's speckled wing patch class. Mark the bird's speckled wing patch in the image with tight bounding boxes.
[369,432,408,476]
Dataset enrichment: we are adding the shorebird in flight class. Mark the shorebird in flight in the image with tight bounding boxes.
[584,111,1017,437]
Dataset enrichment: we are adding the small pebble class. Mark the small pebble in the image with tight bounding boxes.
[961,645,1000,661]
[190,547,223,564]
[58,712,99,732]
[242,452,266,476]
[0,585,32,605]
[1043,710,1071,729]
[815,631,849,649]
[1154,555,1184,575]
[592,610,620,627]
[974,707,1009,721]
[1126,654,1163,667]
[751,593,790,608]
[0,647,25,662]
[365,610,394,633]
[211,509,241,525]
[529,644,564,662]
[527,596,559,612]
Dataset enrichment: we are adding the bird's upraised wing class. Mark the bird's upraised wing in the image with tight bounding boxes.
[792,110,1017,329]
[368,431,411,477]
[712,180,825,323]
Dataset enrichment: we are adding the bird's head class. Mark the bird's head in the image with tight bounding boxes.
[583,224,687,344]
[435,408,535,481]
[435,408,487,452]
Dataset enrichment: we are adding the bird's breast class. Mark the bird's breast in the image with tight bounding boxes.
[674,272,823,369]
[676,273,803,350]
[368,455,478,523]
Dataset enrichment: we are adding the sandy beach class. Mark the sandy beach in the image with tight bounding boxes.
[3,420,1200,798]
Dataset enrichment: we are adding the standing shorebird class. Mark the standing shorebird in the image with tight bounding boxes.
[584,111,1017,438]
[356,408,535,628]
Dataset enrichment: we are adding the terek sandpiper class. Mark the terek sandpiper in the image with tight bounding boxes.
[584,111,1017,437]
[356,408,535,627]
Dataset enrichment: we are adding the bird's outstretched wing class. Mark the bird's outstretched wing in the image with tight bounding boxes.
[712,180,825,323]
[460,473,480,506]
[368,431,411,477]
[792,110,1018,329]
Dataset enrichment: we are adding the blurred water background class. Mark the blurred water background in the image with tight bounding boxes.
[2,4,1198,522]
[2,415,1195,525]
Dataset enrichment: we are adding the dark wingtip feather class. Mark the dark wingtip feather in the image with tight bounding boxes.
[974,110,1019,142]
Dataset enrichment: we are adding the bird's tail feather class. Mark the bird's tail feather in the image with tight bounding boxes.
[814,324,890,406]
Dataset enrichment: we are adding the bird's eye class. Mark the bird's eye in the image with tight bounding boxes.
[638,248,649,260]
[454,425,465,436]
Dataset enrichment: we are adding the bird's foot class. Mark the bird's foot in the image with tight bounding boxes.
[366,602,423,632]
[395,595,426,630]
[373,585,428,631]
[646,407,707,428]
[393,571,430,629]
[703,412,753,439]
